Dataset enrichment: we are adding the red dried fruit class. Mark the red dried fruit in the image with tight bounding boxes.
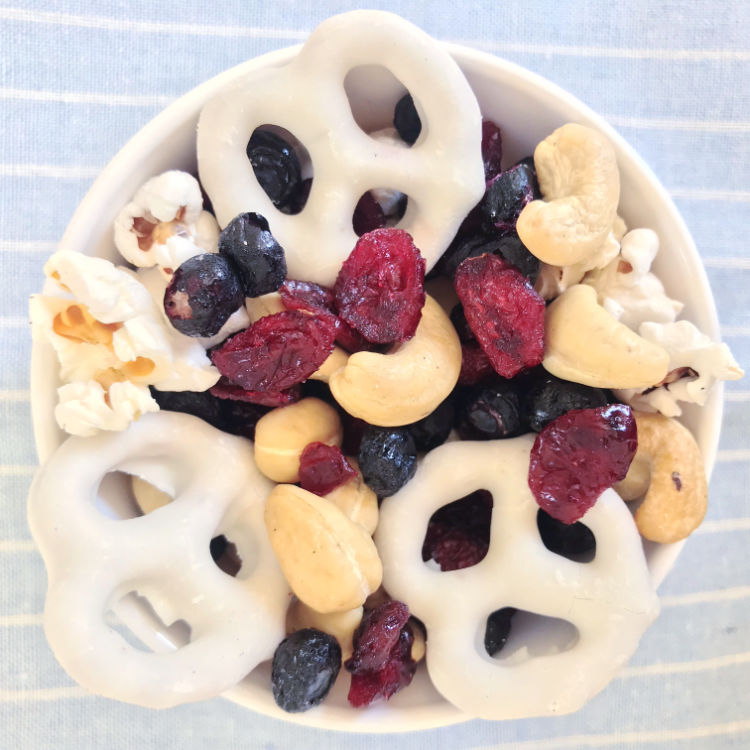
[211,310,336,392]
[528,404,638,524]
[298,442,357,496]
[481,119,503,181]
[458,342,495,386]
[209,378,301,407]
[335,318,375,353]
[353,192,387,236]
[345,600,417,707]
[334,228,426,344]
[422,490,493,571]
[279,279,336,317]
[454,254,544,378]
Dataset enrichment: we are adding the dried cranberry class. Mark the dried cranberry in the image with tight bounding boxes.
[210,378,301,407]
[481,119,503,181]
[211,310,336,392]
[450,304,475,343]
[528,404,638,524]
[298,442,357,496]
[455,254,545,378]
[458,342,495,386]
[334,228,426,344]
[353,192,386,236]
[279,279,336,317]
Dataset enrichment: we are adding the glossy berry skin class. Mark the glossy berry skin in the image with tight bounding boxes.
[393,93,421,145]
[218,212,287,297]
[271,628,341,713]
[481,119,503,181]
[536,509,596,562]
[407,397,455,452]
[456,380,525,440]
[163,253,244,337]
[246,129,303,210]
[485,607,516,657]
[494,231,540,283]
[358,426,417,497]
[480,162,540,231]
[524,370,610,433]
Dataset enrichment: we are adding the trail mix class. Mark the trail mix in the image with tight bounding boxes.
[29,10,743,721]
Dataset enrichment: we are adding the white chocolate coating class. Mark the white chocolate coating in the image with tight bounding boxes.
[375,436,659,720]
[28,411,289,708]
[197,10,484,286]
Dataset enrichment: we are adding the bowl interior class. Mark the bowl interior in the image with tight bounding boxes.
[30,42,722,733]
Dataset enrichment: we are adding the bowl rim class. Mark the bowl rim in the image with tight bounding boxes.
[29,39,723,733]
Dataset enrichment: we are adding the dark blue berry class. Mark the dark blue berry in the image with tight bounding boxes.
[358,426,417,497]
[494,232,540,283]
[407,398,455,452]
[218,212,287,297]
[523,370,610,432]
[537,509,596,562]
[480,162,540,231]
[271,628,341,713]
[163,253,243,337]
[484,607,516,656]
[456,381,525,440]
[437,230,506,279]
[246,130,303,211]
[209,534,242,576]
[394,93,421,145]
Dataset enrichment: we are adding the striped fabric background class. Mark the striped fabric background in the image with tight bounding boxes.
[2,1,748,748]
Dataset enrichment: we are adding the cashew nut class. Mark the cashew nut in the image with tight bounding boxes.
[264,484,383,613]
[329,295,461,426]
[245,292,285,323]
[286,598,363,660]
[323,458,379,534]
[543,284,669,389]
[310,346,349,383]
[616,411,708,544]
[409,617,426,663]
[517,123,620,267]
[254,398,343,483]
[130,475,172,514]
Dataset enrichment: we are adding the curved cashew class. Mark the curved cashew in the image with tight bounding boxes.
[286,598,363,660]
[310,346,350,383]
[254,398,343,483]
[329,295,461,426]
[517,123,620,267]
[265,484,382,613]
[616,411,708,543]
[543,284,669,389]
[323,458,379,534]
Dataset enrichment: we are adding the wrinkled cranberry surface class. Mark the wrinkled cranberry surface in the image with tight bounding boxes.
[528,404,638,524]
[298,442,357,496]
[209,378,301,407]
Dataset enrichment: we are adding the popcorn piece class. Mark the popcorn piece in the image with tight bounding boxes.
[55,380,159,437]
[583,228,683,329]
[114,170,219,276]
[615,320,744,417]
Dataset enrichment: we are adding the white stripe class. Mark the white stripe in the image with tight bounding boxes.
[716,450,750,462]
[0,540,36,552]
[0,316,30,328]
[669,188,750,202]
[0,86,173,107]
[695,517,750,534]
[702,256,750,270]
[720,326,750,337]
[0,466,37,477]
[619,651,750,678]
[0,163,100,179]
[0,7,309,39]
[724,390,750,402]
[0,390,30,402]
[0,686,88,702]
[605,114,750,133]
[0,240,56,254]
[0,613,44,626]
[661,585,750,607]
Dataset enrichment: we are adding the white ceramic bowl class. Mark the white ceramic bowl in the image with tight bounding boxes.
[30,41,722,733]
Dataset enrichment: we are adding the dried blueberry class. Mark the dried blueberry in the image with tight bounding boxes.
[484,607,516,656]
[537,509,596,562]
[246,129,303,211]
[218,212,287,297]
[358,426,417,497]
[494,232,540,283]
[480,162,540,231]
[393,93,421,145]
[481,119,503,181]
[271,628,341,713]
[407,398,455,452]
[436,229,506,279]
[524,370,610,432]
[163,253,243,337]
[456,380,525,440]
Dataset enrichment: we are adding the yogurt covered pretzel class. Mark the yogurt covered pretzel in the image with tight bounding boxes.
[376,436,659,720]
[197,10,485,286]
[28,411,289,708]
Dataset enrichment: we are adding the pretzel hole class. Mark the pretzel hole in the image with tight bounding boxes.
[483,609,579,663]
[95,471,151,520]
[353,190,409,236]
[210,534,242,577]
[421,489,493,571]
[537,509,596,563]
[343,65,413,136]
[247,125,312,215]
